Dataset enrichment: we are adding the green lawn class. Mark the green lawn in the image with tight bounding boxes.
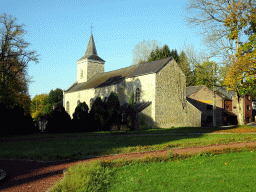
[0,132,255,161]
[1,124,256,142]
[108,151,256,192]
[1,126,256,191]
[50,148,256,192]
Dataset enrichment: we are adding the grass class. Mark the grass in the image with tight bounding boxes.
[50,146,256,192]
[1,124,256,142]
[0,132,255,161]
[1,125,255,191]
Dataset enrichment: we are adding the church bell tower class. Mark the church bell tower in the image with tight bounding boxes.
[77,32,105,83]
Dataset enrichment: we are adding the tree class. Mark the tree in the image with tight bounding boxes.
[47,88,63,105]
[30,94,51,122]
[194,60,219,88]
[72,102,89,132]
[44,106,71,133]
[184,0,256,125]
[106,91,121,130]
[89,97,106,131]
[178,51,196,86]
[0,14,39,109]
[147,44,172,62]
[132,39,162,65]
[184,0,254,60]
[170,49,179,63]
[223,1,256,125]
[127,91,137,130]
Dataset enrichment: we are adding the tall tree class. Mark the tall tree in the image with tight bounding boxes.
[194,60,219,88]
[132,39,162,65]
[30,94,51,121]
[178,51,196,86]
[47,88,63,106]
[184,0,253,60]
[223,1,256,125]
[184,0,256,125]
[147,44,172,62]
[0,14,39,108]
[106,91,121,130]
[170,49,179,63]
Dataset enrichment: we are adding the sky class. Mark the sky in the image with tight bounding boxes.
[1,0,207,100]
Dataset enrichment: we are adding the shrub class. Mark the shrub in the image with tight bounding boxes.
[72,102,90,132]
[89,97,107,131]
[105,91,121,131]
[44,106,71,133]
[0,102,38,136]
[139,113,148,130]
[127,91,137,130]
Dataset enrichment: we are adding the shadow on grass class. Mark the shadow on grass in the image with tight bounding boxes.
[0,123,254,191]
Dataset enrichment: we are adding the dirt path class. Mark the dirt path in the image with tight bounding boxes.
[0,141,256,192]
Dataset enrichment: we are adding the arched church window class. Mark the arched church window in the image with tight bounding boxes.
[90,98,94,109]
[77,100,80,105]
[66,101,69,114]
[135,88,140,103]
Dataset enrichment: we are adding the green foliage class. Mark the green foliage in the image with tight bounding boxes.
[0,102,38,136]
[47,88,63,105]
[170,49,179,63]
[147,44,172,62]
[0,14,39,109]
[194,60,219,88]
[127,91,136,130]
[73,102,89,121]
[72,102,90,132]
[90,97,107,131]
[31,94,51,121]
[45,106,71,133]
[128,91,134,107]
[138,113,148,130]
[106,91,121,130]
[178,51,196,86]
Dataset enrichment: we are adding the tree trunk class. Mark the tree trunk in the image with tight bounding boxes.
[237,96,245,126]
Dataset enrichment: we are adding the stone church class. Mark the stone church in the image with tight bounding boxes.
[63,33,201,128]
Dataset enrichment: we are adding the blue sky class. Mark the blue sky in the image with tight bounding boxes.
[1,0,207,100]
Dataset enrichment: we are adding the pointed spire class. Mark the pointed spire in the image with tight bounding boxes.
[84,33,97,57]
[77,27,105,62]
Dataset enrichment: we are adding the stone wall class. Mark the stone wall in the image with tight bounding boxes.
[154,59,201,128]
[124,73,156,122]
[155,59,188,127]
[64,88,94,118]
[77,59,104,83]
[188,86,223,126]
[184,100,201,127]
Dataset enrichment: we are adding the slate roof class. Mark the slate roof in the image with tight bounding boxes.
[215,86,236,99]
[77,33,105,62]
[186,85,205,97]
[65,57,173,93]
[186,85,236,100]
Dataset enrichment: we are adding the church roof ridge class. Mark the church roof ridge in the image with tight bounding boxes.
[65,57,173,93]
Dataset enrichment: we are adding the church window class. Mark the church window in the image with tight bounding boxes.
[135,88,140,103]
[80,68,83,79]
[90,98,94,109]
[104,97,108,102]
[77,100,80,105]
[66,101,69,114]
